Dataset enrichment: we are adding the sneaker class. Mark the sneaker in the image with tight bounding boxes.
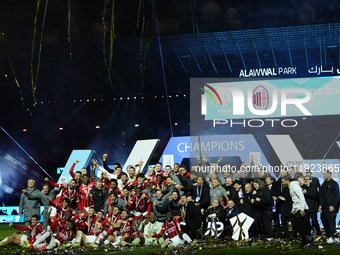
[92,244,98,248]
[23,240,31,248]
[121,241,127,246]
[61,244,66,250]
[38,245,47,251]
[191,240,197,246]
[326,237,335,244]
[98,238,104,246]
[302,243,311,249]
[168,244,176,249]
[334,237,340,243]
[161,238,170,248]
[311,228,316,242]
[73,243,80,248]
[267,238,273,241]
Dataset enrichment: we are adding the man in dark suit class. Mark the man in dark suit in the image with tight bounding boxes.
[239,183,253,217]
[178,195,202,240]
[305,169,320,188]
[178,165,193,196]
[224,199,239,237]
[266,176,281,238]
[298,175,321,237]
[274,168,293,239]
[192,177,210,210]
[222,177,234,194]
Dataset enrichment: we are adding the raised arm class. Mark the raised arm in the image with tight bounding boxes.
[135,159,144,175]
[69,160,79,179]
[103,154,114,174]
[45,177,61,189]
[92,158,115,179]
[10,223,30,231]
[90,164,99,183]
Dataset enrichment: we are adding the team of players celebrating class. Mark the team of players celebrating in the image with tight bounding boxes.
[0,154,339,250]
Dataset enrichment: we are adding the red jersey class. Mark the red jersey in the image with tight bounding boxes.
[54,228,76,244]
[153,217,182,239]
[77,215,96,234]
[49,218,76,243]
[76,220,105,236]
[49,218,67,232]
[153,180,168,190]
[77,183,95,211]
[126,193,152,214]
[48,180,81,210]
[120,195,129,206]
[118,219,133,239]
[107,187,122,197]
[13,223,46,244]
[126,180,150,190]
[49,200,79,220]
[107,212,121,226]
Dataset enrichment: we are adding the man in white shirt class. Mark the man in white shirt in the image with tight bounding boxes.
[282,177,310,249]
[131,212,165,246]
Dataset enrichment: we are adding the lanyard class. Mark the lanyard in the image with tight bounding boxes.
[87,216,94,231]
[82,184,90,199]
[65,230,73,240]
[181,203,187,218]
[123,196,128,205]
[120,220,128,232]
[111,214,118,224]
[135,196,142,208]
[67,186,74,201]
[93,221,101,234]
[149,222,157,234]
[31,223,39,238]
[197,186,203,198]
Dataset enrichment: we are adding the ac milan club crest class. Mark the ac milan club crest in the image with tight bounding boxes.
[252,86,269,110]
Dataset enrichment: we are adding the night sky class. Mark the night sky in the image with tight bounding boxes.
[0,0,340,206]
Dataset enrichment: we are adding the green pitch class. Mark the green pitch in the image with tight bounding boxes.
[1,224,339,255]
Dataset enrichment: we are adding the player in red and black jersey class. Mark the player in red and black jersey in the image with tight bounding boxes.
[48,210,73,232]
[106,206,121,227]
[153,174,168,192]
[69,160,92,186]
[77,174,95,212]
[49,197,79,221]
[45,178,82,218]
[77,207,97,234]
[104,209,137,247]
[126,187,152,216]
[0,214,46,250]
[73,210,108,247]
[126,173,150,191]
[153,212,193,248]
[108,179,122,197]
[120,187,131,206]
[37,220,76,250]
